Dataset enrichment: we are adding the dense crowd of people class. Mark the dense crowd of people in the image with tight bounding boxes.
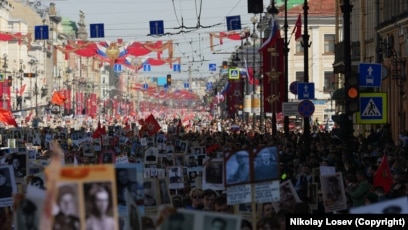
[0,113,407,229]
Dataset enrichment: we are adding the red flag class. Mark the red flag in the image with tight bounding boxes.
[92,121,106,138]
[140,114,161,136]
[0,108,18,127]
[51,91,67,106]
[373,154,393,194]
[292,14,302,41]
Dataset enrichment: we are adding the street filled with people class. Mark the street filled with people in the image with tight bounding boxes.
[0,112,407,230]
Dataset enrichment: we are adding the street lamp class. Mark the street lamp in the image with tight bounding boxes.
[28,59,38,116]
[250,15,259,130]
[17,59,24,110]
[2,53,8,110]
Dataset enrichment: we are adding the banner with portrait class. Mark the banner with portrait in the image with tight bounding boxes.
[320,172,347,213]
[50,164,119,230]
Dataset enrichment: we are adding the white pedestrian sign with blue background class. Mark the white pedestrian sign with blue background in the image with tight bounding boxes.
[173,64,181,72]
[297,82,315,100]
[359,63,382,87]
[357,93,387,124]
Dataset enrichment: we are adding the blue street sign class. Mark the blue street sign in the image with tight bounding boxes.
[357,93,387,124]
[143,83,148,89]
[173,64,181,72]
[113,64,122,72]
[289,81,299,95]
[207,82,213,90]
[359,63,382,87]
[226,15,241,31]
[143,64,151,72]
[90,23,105,38]
[149,20,164,35]
[298,100,315,117]
[184,82,189,88]
[164,84,168,89]
[297,82,315,100]
[34,25,49,40]
[209,63,217,72]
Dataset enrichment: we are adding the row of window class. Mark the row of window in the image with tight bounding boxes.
[295,34,335,54]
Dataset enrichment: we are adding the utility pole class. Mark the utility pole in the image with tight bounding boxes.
[302,0,311,156]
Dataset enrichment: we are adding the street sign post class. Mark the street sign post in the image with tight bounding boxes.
[298,100,315,117]
[149,20,164,35]
[226,15,242,31]
[283,102,299,116]
[90,23,105,38]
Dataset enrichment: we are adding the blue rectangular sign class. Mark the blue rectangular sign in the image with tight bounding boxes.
[90,23,105,38]
[157,77,167,86]
[297,82,315,100]
[34,25,49,40]
[359,63,382,87]
[226,15,241,31]
[209,63,217,72]
[143,64,151,72]
[149,20,164,35]
[173,64,181,72]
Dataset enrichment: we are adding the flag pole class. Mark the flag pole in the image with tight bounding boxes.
[283,0,290,138]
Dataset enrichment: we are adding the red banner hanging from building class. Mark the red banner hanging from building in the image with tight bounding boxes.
[62,89,72,112]
[0,82,11,110]
[88,93,97,117]
[226,79,243,118]
[75,92,84,115]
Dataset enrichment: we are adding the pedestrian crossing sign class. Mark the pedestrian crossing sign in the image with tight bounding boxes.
[228,68,240,80]
[357,93,387,124]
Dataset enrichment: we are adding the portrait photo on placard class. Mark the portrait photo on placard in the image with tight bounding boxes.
[225,150,250,186]
[179,141,188,154]
[252,146,279,182]
[8,153,27,180]
[320,172,347,213]
[83,182,116,230]
[115,164,144,207]
[273,180,301,213]
[159,210,195,230]
[204,160,223,185]
[52,183,81,230]
[143,180,157,207]
[0,165,17,206]
[167,166,184,189]
[185,155,197,167]
[25,173,46,190]
[173,154,185,167]
[349,196,408,214]
[200,212,241,230]
[157,178,172,205]
[144,147,158,164]
[101,150,115,164]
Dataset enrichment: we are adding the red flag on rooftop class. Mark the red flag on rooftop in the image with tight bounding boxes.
[373,154,393,194]
[51,91,67,106]
[0,108,18,127]
[292,14,302,41]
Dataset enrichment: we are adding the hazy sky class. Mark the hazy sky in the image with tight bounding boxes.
[40,0,272,79]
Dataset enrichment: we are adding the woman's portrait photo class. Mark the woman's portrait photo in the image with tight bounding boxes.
[8,154,27,179]
[52,183,81,230]
[83,182,116,230]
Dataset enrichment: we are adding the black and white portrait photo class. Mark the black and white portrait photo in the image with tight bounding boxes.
[202,213,240,230]
[158,178,171,205]
[159,211,195,230]
[226,150,250,185]
[143,180,157,207]
[52,183,81,230]
[83,182,116,230]
[15,198,39,230]
[8,153,27,179]
[144,147,158,164]
[253,147,279,182]
[0,166,16,205]
[168,167,184,189]
[320,172,347,213]
[205,161,223,184]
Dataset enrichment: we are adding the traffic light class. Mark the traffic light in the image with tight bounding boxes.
[345,72,359,114]
[166,74,171,86]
